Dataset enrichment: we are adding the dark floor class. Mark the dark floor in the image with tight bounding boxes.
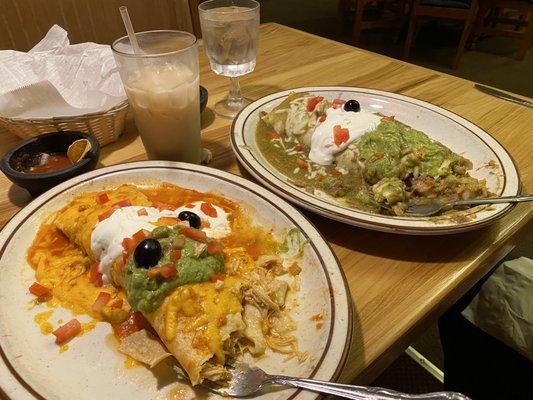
[372,353,443,393]
[260,0,533,393]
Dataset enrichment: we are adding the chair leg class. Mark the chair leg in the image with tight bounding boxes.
[451,23,469,69]
[472,4,490,44]
[452,3,478,69]
[352,0,367,45]
[394,0,411,44]
[516,11,533,61]
[403,16,418,60]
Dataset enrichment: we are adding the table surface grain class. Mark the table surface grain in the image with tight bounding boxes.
[1,23,532,384]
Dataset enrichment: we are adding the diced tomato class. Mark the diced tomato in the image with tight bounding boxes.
[113,199,132,208]
[153,201,177,211]
[267,131,281,140]
[122,237,136,253]
[89,262,103,287]
[97,193,109,204]
[92,292,111,312]
[160,264,178,279]
[318,114,327,122]
[147,267,161,278]
[211,274,226,283]
[110,299,123,309]
[332,169,343,177]
[332,99,346,109]
[307,96,324,112]
[98,208,116,222]
[89,262,100,282]
[170,249,182,261]
[132,229,148,243]
[294,144,303,152]
[207,240,223,255]
[296,159,309,169]
[158,217,179,226]
[114,311,150,339]
[200,202,218,218]
[52,319,81,344]
[29,282,50,299]
[181,227,207,242]
[137,208,148,216]
[333,125,350,146]
[93,273,103,287]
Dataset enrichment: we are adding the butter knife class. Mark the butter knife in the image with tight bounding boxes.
[474,84,533,108]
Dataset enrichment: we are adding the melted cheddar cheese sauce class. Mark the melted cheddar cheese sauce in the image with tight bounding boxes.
[162,276,243,363]
[27,224,120,317]
[34,310,54,334]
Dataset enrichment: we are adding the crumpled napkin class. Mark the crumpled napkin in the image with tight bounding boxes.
[0,24,126,119]
[462,256,533,361]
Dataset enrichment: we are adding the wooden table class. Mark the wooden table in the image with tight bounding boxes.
[1,23,532,385]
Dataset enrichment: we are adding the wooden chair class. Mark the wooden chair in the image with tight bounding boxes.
[339,0,410,45]
[473,0,533,60]
[402,0,479,69]
[0,0,197,51]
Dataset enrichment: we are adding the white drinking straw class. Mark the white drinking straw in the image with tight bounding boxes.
[119,6,142,54]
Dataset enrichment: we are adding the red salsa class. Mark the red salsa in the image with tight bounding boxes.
[27,154,72,174]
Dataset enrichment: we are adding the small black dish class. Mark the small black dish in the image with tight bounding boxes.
[200,85,208,113]
[0,131,100,197]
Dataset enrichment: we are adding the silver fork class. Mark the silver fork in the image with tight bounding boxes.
[403,194,533,217]
[173,361,470,399]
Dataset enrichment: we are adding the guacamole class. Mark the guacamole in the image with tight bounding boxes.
[124,226,225,314]
[357,120,468,184]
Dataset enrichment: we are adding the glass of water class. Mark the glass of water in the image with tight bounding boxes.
[199,0,259,119]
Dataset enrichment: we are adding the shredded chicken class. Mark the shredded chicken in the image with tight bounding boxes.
[245,285,280,315]
[255,255,285,276]
[221,244,305,370]
[269,280,289,307]
[201,363,231,383]
[269,313,297,335]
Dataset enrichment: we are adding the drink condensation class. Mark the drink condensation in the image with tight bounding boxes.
[201,6,259,77]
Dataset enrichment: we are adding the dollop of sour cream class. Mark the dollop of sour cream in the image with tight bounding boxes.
[175,202,231,239]
[90,202,231,282]
[309,107,382,165]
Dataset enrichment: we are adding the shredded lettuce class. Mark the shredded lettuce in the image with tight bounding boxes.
[279,228,308,259]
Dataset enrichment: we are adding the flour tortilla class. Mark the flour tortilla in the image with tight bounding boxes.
[118,329,171,368]
[146,301,214,385]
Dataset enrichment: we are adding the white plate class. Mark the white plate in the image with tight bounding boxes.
[231,87,521,235]
[0,161,352,400]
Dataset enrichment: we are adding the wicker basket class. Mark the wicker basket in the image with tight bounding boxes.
[0,100,129,146]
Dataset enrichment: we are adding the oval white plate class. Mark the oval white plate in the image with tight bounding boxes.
[0,161,352,400]
[231,86,521,235]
